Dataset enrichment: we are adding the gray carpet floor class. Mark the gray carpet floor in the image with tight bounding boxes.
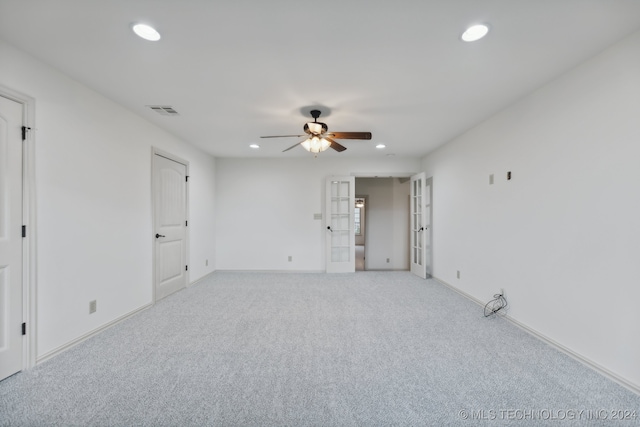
[1,272,638,426]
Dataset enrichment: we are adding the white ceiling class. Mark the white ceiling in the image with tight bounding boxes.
[1,0,640,158]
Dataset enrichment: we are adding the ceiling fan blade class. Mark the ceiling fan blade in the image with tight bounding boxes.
[325,137,347,152]
[282,141,305,152]
[327,132,372,140]
[260,134,305,139]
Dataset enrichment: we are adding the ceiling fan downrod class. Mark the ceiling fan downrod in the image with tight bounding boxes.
[309,109,321,122]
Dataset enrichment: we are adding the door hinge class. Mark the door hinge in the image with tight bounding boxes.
[185,265,188,271]
[22,225,26,238]
[185,220,188,226]
[21,126,31,141]
[185,176,189,182]
[22,323,26,335]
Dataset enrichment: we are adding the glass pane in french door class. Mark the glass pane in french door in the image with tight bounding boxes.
[330,179,351,262]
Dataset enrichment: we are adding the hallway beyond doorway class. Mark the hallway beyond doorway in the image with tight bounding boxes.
[356,245,365,271]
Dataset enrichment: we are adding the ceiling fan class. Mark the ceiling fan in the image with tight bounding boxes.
[260,110,372,153]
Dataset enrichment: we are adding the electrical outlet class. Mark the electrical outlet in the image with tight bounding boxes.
[489,174,494,185]
[386,258,390,263]
[456,270,460,279]
[205,259,209,266]
[89,300,97,314]
[288,256,292,262]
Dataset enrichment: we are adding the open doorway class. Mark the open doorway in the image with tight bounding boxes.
[354,178,410,271]
[355,196,366,271]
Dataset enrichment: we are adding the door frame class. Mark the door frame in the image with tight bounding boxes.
[354,194,367,270]
[151,148,190,303]
[352,172,431,276]
[410,172,433,278]
[325,176,356,273]
[1,84,37,371]
[424,176,433,278]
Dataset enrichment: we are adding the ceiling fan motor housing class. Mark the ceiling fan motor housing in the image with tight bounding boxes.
[304,122,328,135]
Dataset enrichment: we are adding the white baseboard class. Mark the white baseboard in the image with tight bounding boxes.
[36,272,639,396]
[37,271,219,366]
[36,303,153,365]
[188,270,217,286]
[432,276,640,396]
[36,272,217,365]
[212,269,411,273]
[213,269,325,274]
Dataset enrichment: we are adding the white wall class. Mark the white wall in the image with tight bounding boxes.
[355,178,410,270]
[215,157,420,271]
[0,40,217,359]
[421,30,640,391]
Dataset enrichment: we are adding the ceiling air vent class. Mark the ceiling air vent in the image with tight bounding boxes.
[148,105,179,116]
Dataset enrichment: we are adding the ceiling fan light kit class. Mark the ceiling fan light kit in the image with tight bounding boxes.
[301,136,331,153]
[261,109,372,155]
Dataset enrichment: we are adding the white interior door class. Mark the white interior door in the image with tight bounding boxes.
[424,177,432,277]
[326,176,355,273]
[0,95,24,380]
[410,173,432,278]
[153,153,188,301]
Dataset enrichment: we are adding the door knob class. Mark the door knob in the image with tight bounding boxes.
[155,233,165,238]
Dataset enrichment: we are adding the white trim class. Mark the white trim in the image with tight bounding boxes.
[354,194,367,267]
[187,270,217,286]
[152,147,189,167]
[36,303,152,364]
[432,276,640,396]
[351,172,417,178]
[214,270,325,274]
[151,148,190,303]
[0,84,37,371]
[410,172,427,278]
[37,271,214,365]
[424,176,433,278]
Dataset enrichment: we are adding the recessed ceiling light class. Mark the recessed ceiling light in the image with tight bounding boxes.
[132,23,161,41]
[249,144,260,149]
[461,24,489,42]
[376,144,386,149]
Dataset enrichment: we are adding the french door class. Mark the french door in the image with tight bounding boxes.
[0,95,24,380]
[325,176,355,273]
[410,173,432,278]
